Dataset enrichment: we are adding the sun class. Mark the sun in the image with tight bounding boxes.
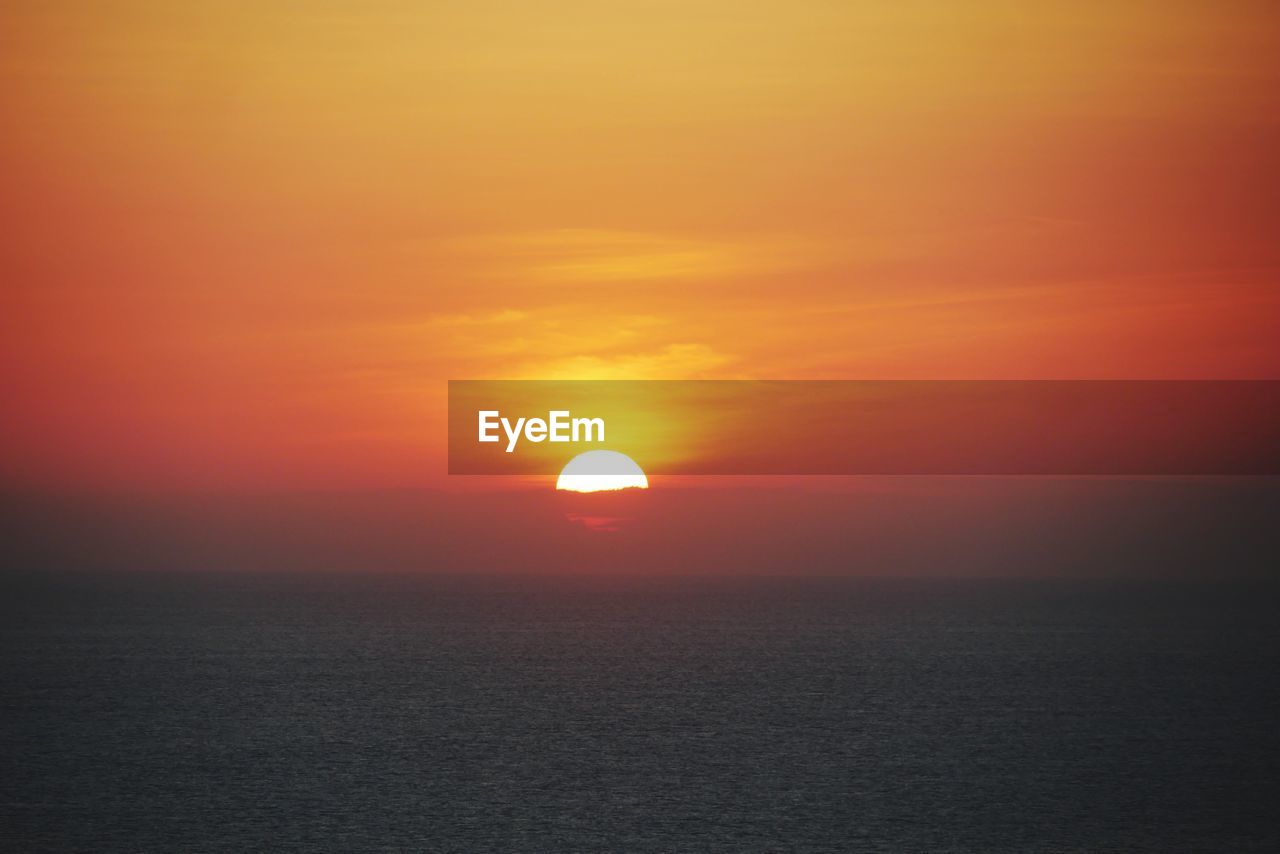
[555,450,649,493]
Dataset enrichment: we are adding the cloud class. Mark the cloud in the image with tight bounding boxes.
[519,343,733,380]
[424,228,815,286]
[358,306,737,382]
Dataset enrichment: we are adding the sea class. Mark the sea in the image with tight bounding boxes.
[3,573,1278,852]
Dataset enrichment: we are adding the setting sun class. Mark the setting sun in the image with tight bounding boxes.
[555,450,649,493]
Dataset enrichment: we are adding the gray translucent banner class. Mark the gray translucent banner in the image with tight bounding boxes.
[448,380,1280,475]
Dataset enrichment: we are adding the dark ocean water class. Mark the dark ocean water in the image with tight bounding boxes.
[3,574,1279,852]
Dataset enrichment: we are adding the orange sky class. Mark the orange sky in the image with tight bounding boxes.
[2,1,1279,492]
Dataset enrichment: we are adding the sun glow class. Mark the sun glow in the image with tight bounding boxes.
[555,450,649,493]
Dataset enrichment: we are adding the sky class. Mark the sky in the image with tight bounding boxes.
[1,1,1278,575]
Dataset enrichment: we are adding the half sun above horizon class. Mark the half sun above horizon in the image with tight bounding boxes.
[555,450,649,493]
